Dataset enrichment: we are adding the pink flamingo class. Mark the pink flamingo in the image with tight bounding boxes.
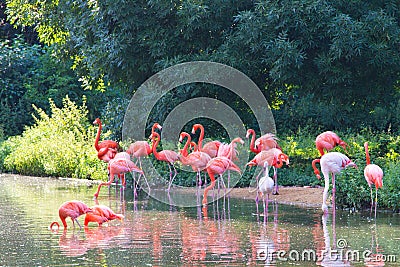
[315,131,348,156]
[191,124,221,158]
[202,156,241,205]
[93,152,143,198]
[364,142,383,217]
[150,132,180,191]
[217,137,244,161]
[126,139,152,193]
[246,148,289,195]
[179,132,211,190]
[50,201,92,230]
[93,118,119,162]
[84,205,124,227]
[246,129,281,154]
[217,137,244,188]
[312,152,357,213]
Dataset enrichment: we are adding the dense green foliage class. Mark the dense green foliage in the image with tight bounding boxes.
[1,96,108,180]
[5,0,400,134]
[0,37,121,138]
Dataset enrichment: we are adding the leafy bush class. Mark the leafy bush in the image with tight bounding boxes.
[2,96,108,180]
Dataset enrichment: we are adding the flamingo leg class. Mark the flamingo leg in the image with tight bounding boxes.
[332,173,336,212]
[74,218,83,229]
[370,186,374,217]
[167,163,178,191]
[138,157,151,192]
[272,167,279,195]
[254,168,263,204]
[94,173,116,198]
[322,173,330,214]
[203,180,216,205]
[374,187,378,220]
[203,171,216,205]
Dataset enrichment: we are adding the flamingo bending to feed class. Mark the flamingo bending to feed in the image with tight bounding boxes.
[151,132,180,191]
[315,131,348,156]
[94,152,144,198]
[93,118,119,162]
[179,132,211,189]
[50,201,92,230]
[192,124,221,158]
[312,152,357,213]
[84,205,124,227]
[246,148,289,195]
[258,161,275,217]
[364,142,383,217]
[202,156,241,205]
[246,129,281,154]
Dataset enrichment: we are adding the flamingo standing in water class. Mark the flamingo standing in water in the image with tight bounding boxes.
[126,139,152,193]
[202,156,241,205]
[50,201,92,230]
[312,152,357,213]
[246,148,289,195]
[84,205,124,227]
[150,132,180,191]
[364,142,383,218]
[246,129,281,154]
[93,118,119,162]
[192,124,221,158]
[94,152,143,199]
[178,132,211,190]
[315,131,348,156]
[258,162,275,220]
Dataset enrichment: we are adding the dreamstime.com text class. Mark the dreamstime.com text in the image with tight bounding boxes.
[257,239,397,264]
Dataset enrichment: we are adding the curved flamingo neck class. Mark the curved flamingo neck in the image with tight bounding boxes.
[94,119,102,151]
[194,124,205,150]
[364,142,371,165]
[312,158,321,179]
[247,129,258,153]
[180,132,191,157]
[151,132,162,160]
[152,123,160,134]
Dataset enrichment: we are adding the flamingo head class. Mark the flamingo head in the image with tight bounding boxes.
[93,118,101,125]
[245,129,255,139]
[191,123,202,134]
[246,161,257,168]
[179,132,190,143]
[347,161,357,169]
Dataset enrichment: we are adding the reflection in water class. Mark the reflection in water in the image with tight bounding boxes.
[364,222,385,267]
[0,174,399,266]
[57,227,126,257]
[248,203,290,266]
[317,210,350,266]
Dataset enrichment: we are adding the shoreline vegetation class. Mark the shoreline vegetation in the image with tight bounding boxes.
[0,97,399,212]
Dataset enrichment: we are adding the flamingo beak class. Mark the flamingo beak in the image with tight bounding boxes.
[348,162,357,169]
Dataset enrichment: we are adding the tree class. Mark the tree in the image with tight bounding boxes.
[5,0,400,133]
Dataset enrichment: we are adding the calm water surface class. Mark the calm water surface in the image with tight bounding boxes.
[0,174,399,266]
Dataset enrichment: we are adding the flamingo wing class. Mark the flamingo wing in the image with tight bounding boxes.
[127,141,151,158]
[159,150,180,163]
[364,164,383,188]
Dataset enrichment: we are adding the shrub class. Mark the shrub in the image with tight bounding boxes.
[3,96,108,180]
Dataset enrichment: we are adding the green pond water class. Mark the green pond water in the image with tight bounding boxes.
[0,173,399,266]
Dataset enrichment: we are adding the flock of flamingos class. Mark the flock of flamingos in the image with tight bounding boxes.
[49,118,384,230]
